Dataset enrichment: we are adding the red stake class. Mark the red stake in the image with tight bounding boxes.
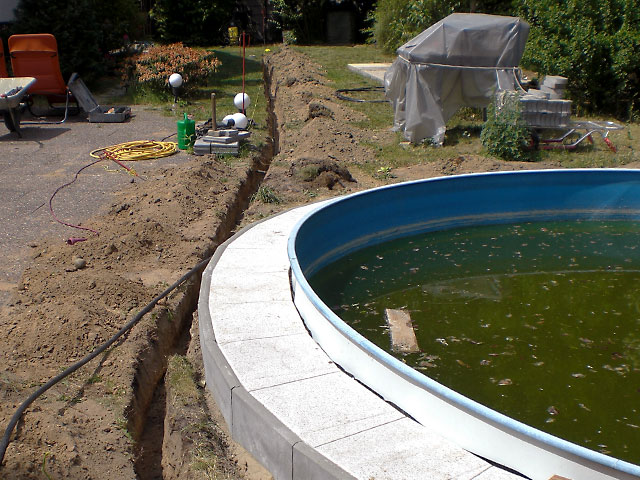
[242,32,246,114]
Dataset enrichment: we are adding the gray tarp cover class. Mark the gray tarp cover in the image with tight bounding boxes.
[384,13,529,144]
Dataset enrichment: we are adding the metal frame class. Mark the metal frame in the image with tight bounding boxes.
[530,120,623,152]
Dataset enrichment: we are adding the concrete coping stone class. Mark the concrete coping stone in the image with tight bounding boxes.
[347,63,392,86]
[198,202,521,479]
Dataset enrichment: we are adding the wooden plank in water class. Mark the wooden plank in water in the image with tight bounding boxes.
[384,308,419,353]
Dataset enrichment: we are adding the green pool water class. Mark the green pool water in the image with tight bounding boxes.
[309,220,640,465]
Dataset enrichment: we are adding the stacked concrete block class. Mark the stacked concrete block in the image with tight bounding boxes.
[540,75,568,99]
[193,128,251,156]
[520,90,572,128]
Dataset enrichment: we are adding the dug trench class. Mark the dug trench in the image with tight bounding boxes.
[0,61,277,478]
[130,60,283,479]
[0,45,554,479]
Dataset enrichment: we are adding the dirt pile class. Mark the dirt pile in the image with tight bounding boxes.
[0,158,251,478]
[246,46,550,224]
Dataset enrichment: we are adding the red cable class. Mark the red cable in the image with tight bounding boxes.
[103,150,138,176]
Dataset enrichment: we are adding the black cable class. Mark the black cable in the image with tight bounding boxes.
[335,86,387,103]
[0,254,212,467]
[22,90,80,125]
[160,131,177,142]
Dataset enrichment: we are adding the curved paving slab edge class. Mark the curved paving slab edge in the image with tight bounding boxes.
[198,203,520,480]
[198,207,353,480]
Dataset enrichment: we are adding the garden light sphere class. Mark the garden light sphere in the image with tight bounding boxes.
[231,112,248,129]
[234,92,250,111]
[169,73,183,88]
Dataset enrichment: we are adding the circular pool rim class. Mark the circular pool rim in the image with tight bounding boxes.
[288,169,640,480]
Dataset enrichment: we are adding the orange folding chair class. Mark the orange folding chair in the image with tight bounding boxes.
[8,33,77,120]
[0,41,8,78]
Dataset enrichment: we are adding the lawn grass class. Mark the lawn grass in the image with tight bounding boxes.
[100,44,274,156]
[101,43,638,169]
[294,44,640,170]
[187,45,272,154]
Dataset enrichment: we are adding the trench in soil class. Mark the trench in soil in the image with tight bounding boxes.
[130,60,279,479]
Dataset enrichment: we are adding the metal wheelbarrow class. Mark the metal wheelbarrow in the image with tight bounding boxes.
[0,77,37,137]
[531,120,623,152]
[518,93,624,152]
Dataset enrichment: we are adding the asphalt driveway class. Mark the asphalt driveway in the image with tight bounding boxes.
[0,106,192,305]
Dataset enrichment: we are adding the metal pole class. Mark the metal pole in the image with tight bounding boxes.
[210,92,216,131]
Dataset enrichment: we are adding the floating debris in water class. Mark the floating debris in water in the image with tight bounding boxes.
[456,359,470,368]
[547,405,559,415]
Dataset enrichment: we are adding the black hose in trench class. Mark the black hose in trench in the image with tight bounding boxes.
[0,254,212,467]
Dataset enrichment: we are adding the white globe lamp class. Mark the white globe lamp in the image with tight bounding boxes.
[222,114,235,127]
[169,73,183,88]
[234,92,250,112]
[169,73,183,104]
[231,112,248,129]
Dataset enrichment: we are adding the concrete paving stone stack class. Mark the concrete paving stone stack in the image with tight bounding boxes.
[193,129,251,156]
[540,75,568,99]
[520,77,571,127]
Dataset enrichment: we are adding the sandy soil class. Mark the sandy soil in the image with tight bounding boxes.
[0,45,560,479]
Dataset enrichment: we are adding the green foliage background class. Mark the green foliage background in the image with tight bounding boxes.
[270,0,326,44]
[10,0,142,82]
[367,0,514,53]
[369,0,640,118]
[517,0,640,118]
[150,0,233,45]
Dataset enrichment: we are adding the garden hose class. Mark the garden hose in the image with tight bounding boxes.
[335,86,387,103]
[0,254,213,468]
[90,140,178,162]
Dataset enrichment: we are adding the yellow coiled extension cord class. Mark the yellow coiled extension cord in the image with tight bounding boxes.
[90,140,178,176]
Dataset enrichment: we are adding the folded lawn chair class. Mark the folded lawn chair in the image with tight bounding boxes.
[8,33,78,121]
[0,41,8,78]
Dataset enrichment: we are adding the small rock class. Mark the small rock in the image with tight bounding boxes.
[72,257,87,270]
[308,102,334,120]
[114,203,130,214]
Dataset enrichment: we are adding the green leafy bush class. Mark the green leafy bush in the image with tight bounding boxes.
[10,0,142,82]
[367,0,515,52]
[150,0,232,45]
[125,43,220,99]
[481,92,533,162]
[518,0,640,118]
[365,0,455,52]
[269,0,326,44]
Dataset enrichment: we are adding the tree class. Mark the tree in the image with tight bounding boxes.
[367,0,515,52]
[518,0,640,117]
[11,0,141,82]
[150,0,233,45]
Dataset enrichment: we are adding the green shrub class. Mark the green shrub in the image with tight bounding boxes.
[367,0,516,52]
[518,0,640,118]
[481,92,533,162]
[10,0,141,82]
[251,186,282,204]
[365,0,454,52]
[150,0,232,45]
[125,43,220,99]
[269,0,326,44]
